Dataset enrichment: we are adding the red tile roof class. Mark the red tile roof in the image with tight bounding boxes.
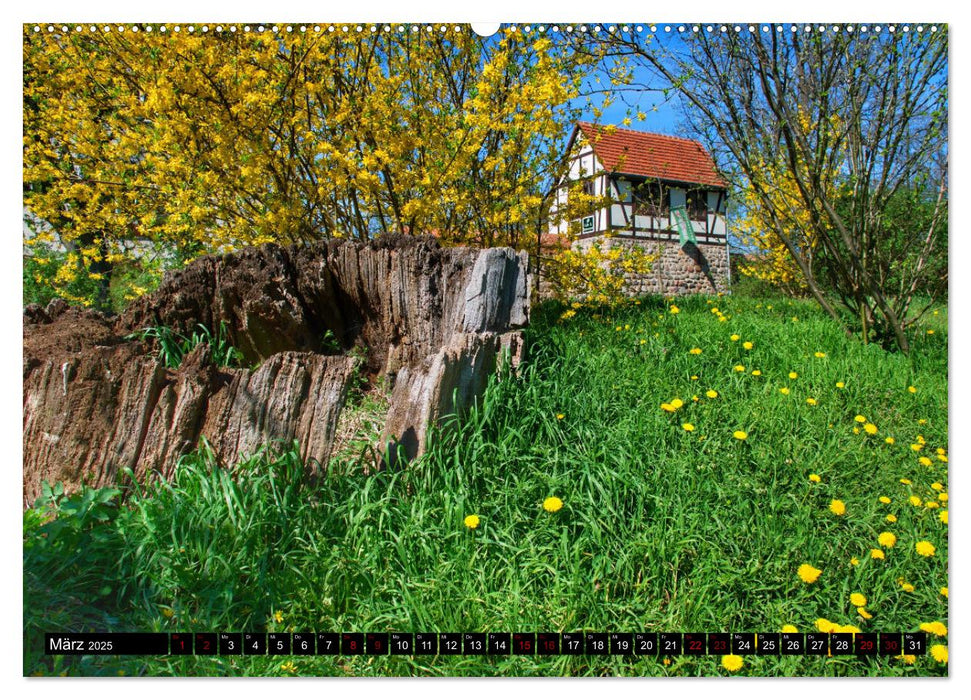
[575,122,727,189]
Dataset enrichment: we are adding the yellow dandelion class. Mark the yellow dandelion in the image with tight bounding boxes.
[850,557,860,566]
[937,455,948,462]
[556,413,565,420]
[733,430,748,441]
[940,587,948,598]
[464,514,480,529]
[751,370,762,376]
[854,415,867,423]
[850,593,867,607]
[879,496,891,504]
[886,514,897,523]
[743,341,753,350]
[899,654,917,665]
[734,364,745,372]
[543,496,563,513]
[789,371,798,379]
[915,540,936,557]
[797,563,822,584]
[815,618,836,633]
[836,381,845,388]
[926,501,939,509]
[871,548,885,560]
[853,427,860,434]
[885,437,896,445]
[900,478,912,485]
[809,473,821,483]
[682,423,695,432]
[162,608,174,618]
[909,496,923,507]
[661,403,675,412]
[940,493,948,503]
[835,624,862,634]
[671,398,684,409]
[829,499,846,516]
[814,351,826,358]
[806,397,817,406]
[919,456,932,467]
[908,386,917,394]
[691,375,699,380]
[877,532,897,548]
[919,621,947,637]
[779,387,790,395]
[857,608,873,620]
[939,510,948,525]
[721,654,744,672]
[669,305,680,314]
[930,645,948,664]
[730,334,740,341]
[781,625,798,633]
[864,423,878,435]
[689,347,702,355]
[274,611,284,623]
[706,390,718,399]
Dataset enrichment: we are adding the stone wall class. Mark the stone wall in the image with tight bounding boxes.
[563,236,730,297]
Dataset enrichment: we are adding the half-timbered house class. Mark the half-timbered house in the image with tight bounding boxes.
[548,122,731,295]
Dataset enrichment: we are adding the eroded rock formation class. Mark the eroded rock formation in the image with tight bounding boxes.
[23,237,529,504]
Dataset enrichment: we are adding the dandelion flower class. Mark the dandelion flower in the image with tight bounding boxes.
[734,364,745,372]
[878,532,897,548]
[910,443,923,452]
[930,645,948,664]
[543,497,563,513]
[815,618,836,633]
[864,423,878,435]
[798,564,822,584]
[556,413,565,420]
[689,347,702,355]
[908,386,917,394]
[885,437,895,445]
[809,474,821,483]
[671,398,684,409]
[854,415,867,423]
[733,430,748,441]
[886,514,897,523]
[669,305,680,314]
[940,587,948,598]
[661,403,675,412]
[850,593,867,607]
[899,580,915,592]
[939,510,948,525]
[829,499,846,516]
[940,493,948,503]
[919,456,932,467]
[814,351,826,358]
[919,621,947,637]
[743,341,753,350]
[706,390,718,399]
[789,372,798,379]
[871,548,885,560]
[836,382,845,389]
[857,608,872,620]
[779,387,790,395]
[682,423,695,432]
[926,501,939,509]
[909,496,923,507]
[752,370,761,376]
[806,398,817,406]
[721,654,743,672]
[899,654,917,665]
[781,625,798,633]
[850,557,860,566]
[836,624,862,634]
[937,454,948,462]
[915,541,936,557]
[730,334,740,341]
[879,496,891,504]
[274,611,284,623]
[464,514,480,529]
[900,478,912,485]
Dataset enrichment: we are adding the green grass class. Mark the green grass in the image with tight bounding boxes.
[23,293,948,677]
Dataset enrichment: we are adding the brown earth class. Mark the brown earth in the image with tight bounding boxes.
[23,237,530,505]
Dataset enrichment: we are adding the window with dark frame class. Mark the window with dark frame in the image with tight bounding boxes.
[633,181,669,218]
[686,189,708,221]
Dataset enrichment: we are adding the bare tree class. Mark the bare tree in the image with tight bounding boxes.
[597,25,947,353]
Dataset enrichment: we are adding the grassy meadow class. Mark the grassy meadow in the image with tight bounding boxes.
[23,293,949,677]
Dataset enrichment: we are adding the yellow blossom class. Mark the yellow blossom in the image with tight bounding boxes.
[900,478,912,485]
[850,557,860,566]
[850,593,867,606]
[908,386,917,393]
[721,654,743,672]
[854,415,867,423]
[919,621,947,637]
[885,437,895,445]
[879,496,891,504]
[939,510,948,525]
[915,540,936,557]
[919,456,932,467]
[871,548,885,560]
[930,645,948,664]
[689,347,702,355]
[864,423,878,435]
[743,341,753,350]
[857,607,872,620]
[733,430,748,441]
[779,387,790,395]
[682,423,695,432]
[940,587,948,598]
[730,334,740,341]
[909,496,923,507]
[878,532,897,548]
[806,397,817,406]
[814,351,826,358]
[815,618,836,633]
[836,382,845,388]
[809,474,821,483]
[789,372,798,379]
[829,499,846,516]
[734,364,745,372]
[706,390,718,399]
[464,514,480,529]
[781,625,798,633]
[797,563,822,583]
[886,514,897,523]
[543,497,563,513]
[669,305,680,314]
